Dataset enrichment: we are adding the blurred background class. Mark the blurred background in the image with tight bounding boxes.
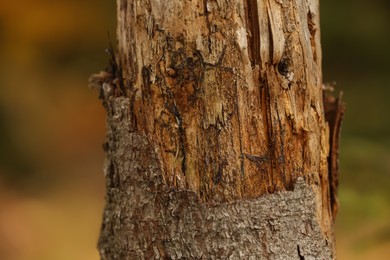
[0,0,388,259]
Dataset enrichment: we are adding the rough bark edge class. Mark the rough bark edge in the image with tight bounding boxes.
[97,97,335,259]
[324,90,346,220]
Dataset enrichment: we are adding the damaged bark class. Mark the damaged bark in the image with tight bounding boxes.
[91,0,344,259]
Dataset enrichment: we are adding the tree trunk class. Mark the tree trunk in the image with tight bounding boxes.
[91,0,343,259]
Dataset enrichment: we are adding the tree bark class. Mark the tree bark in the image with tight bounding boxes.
[91,0,342,259]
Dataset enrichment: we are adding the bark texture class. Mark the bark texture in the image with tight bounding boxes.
[92,0,340,258]
[97,98,334,259]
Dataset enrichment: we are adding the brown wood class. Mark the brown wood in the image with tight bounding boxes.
[90,0,342,258]
[324,91,346,220]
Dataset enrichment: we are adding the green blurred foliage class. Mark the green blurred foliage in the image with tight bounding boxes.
[0,0,389,259]
[321,0,390,258]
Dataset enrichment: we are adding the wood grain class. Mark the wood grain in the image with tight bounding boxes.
[94,0,340,258]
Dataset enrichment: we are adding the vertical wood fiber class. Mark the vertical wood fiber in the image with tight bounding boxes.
[92,0,339,258]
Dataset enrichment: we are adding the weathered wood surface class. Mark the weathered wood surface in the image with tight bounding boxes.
[97,98,334,259]
[92,0,339,258]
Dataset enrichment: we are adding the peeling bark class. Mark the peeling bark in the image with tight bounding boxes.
[91,0,341,258]
[97,98,334,259]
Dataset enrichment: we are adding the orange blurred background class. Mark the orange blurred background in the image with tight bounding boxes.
[0,1,114,259]
[0,1,389,259]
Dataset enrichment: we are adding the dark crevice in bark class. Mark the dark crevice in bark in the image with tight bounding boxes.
[259,77,271,191]
[244,0,260,66]
[277,57,290,77]
[234,78,245,187]
[266,10,274,64]
[264,75,275,192]
[129,88,138,127]
[141,66,152,103]
[169,102,187,176]
[245,154,270,163]
[276,104,289,189]
[297,245,305,260]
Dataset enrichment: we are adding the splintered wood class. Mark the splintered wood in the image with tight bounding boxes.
[96,0,341,258]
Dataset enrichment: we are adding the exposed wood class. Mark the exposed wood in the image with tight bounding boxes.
[92,0,341,258]
[97,104,333,258]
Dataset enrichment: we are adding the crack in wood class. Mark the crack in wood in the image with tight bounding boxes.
[168,100,187,176]
[244,154,270,163]
[244,0,261,66]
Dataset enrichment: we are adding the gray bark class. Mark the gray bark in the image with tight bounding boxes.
[96,98,335,259]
